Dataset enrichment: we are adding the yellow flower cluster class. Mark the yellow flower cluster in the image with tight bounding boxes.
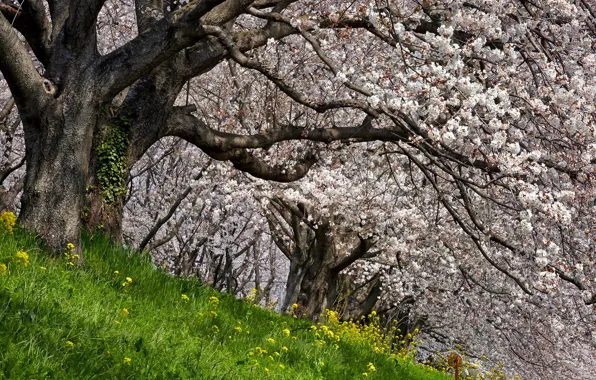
[312,310,421,361]
[181,294,190,302]
[0,211,16,234]
[208,296,219,305]
[247,327,293,375]
[64,242,79,266]
[244,288,259,303]
[122,277,133,287]
[0,263,6,275]
[15,251,29,266]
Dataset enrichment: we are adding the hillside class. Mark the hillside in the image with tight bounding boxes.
[0,226,451,379]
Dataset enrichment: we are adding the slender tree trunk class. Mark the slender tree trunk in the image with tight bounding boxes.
[19,95,97,256]
[82,105,134,243]
[295,225,340,319]
[282,259,307,311]
[83,146,126,242]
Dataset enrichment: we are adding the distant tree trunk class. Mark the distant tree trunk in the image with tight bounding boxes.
[294,222,340,319]
[268,198,379,321]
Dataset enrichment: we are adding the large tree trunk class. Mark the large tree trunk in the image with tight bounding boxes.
[19,95,97,256]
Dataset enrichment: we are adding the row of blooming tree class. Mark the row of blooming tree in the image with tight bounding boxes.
[1,0,595,377]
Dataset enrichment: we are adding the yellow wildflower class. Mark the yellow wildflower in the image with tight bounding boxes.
[121,308,129,316]
[65,341,74,348]
[267,338,275,344]
[367,363,376,372]
[123,357,132,365]
[281,346,288,352]
[15,251,29,266]
[0,263,6,275]
[362,372,368,377]
[0,211,16,234]
[291,303,298,310]
[212,325,219,333]
[282,329,290,336]
[264,368,269,374]
[122,277,133,287]
[40,266,47,270]
[181,294,190,302]
[234,326,242,333]
[208,296,219,305]
[279,364,285,369]
[114,270,119,275]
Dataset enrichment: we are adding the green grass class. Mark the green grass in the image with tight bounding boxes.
[0,228,451,379]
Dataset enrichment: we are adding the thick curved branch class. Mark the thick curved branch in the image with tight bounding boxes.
[333,237,376,273]
[204,148,316,182]
[0,0,50,64]
[165,109,406,181]
[0,12,48,109]
[166,109,407,150]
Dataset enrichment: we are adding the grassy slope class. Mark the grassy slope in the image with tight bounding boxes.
[0,229,450,380]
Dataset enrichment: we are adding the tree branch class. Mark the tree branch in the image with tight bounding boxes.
[138,163,210,251]
[204,148,317,182]
[167,109,407,151]
[203,24,378,116]
[0,12,48,109]
[0,0,51,64]
[333,237,376,273]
